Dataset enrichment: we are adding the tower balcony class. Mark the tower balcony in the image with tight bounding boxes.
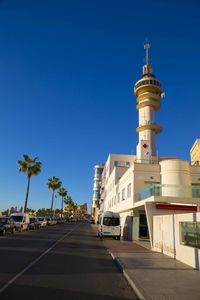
[134,78,162,96]
[136,123,162,134]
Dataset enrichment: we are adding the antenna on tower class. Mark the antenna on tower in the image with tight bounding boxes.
[144,41,150,65]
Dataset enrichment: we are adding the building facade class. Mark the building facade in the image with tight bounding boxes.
[91,164,104,223]
[92,44,200,269]
[190,139,200,166]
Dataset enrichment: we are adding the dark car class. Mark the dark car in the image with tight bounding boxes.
[28,217,41,230]
[0,217,16,236]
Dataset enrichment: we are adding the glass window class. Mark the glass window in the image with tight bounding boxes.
[127,183,131,198]
[180,222,200,249]
[103,217,120,226]
[122,188,125,201]
[118,192,120,203]
[11,216,23,222]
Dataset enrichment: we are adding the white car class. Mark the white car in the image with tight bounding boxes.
[37,217,47,227]
[11,213,30,232]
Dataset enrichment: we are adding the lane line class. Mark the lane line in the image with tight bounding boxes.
[0,224,80,294]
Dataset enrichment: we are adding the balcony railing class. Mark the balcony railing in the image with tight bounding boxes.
[135,184,200,202]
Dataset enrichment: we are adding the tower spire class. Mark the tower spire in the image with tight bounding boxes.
[144,42,150,65]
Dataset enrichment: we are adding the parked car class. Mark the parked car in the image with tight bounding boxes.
[29,217,41,230]
[0,217,16,236]
[97,211,120,240]
[51,218,57,225]
[46,217,53,225]
[57,218,65,224]
[37,217,47,227]
[11,213,30,232]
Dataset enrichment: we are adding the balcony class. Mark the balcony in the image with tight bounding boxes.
[134,78,162,94]
[135,184,200,202]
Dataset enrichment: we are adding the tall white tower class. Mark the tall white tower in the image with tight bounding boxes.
[134,43,163,163]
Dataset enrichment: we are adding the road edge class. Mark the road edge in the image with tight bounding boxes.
[108,250,146,300]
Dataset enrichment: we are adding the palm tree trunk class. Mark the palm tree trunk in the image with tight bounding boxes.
[24,176,31,213]
[61,196,64,218]
[51,189,55,211]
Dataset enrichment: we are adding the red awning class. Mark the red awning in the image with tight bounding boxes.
[155,204,197,211]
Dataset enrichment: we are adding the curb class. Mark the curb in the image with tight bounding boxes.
[108,250,146,300]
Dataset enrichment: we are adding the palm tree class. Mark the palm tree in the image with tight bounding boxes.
[47,176,62,211]
[58,187,68,217]
[64,196,75,218]
[18,154,42,213]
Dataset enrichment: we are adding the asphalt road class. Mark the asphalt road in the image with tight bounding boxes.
[0,222,137,300]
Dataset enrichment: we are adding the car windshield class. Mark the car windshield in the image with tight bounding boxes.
[11,216,23,222]
[30,218,36,223]
[38,218,44,221]
[103,217,120,226]
[0,218,8,224]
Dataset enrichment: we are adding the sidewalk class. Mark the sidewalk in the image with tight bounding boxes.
[104,238,200,300]
[91,225,200,300]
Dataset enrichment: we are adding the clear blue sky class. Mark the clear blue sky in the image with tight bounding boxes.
[0,0,200,212]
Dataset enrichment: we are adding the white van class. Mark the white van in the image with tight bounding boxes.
[11,213,30,232]
[98,211,120,240]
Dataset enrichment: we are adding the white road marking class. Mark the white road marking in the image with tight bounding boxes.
[0,224,80,294]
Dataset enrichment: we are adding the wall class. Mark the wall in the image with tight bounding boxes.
[133,162,161,195]
[153,212,200,270]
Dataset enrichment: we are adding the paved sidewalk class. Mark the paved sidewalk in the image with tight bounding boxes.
[104,238,200,300]
[91,225,200,300]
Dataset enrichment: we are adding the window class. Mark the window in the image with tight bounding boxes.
[118,192,120,203]
[122,188,125,201]
[180,222,200,249]
[127,183,131,198]
[103,217,120,226]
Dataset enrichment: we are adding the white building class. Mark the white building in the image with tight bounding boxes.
[91,164,104,223]
[93,43,200,269]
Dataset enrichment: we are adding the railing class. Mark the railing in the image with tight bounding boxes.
[134,79,162,91]
[134,158,159,164]
[135,184,200,202]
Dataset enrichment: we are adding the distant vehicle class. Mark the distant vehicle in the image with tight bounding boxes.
[0,217,16,236]
[46,217,53,225]
[11,213,30,232]
[37,217,47,227]
[97,211,120,240]
[57,218,65,224]
[29,217,41,230]
[51,218,57,225]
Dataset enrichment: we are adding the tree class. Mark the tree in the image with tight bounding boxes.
[64,196,77,217]
[58,187,67,217]
[47,176,62,211]
[18,154,42,213]
[37,208,51,217]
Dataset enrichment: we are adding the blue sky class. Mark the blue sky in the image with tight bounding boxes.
[0,0,200,212]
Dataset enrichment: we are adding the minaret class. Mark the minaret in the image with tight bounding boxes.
[134,43,163,163]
